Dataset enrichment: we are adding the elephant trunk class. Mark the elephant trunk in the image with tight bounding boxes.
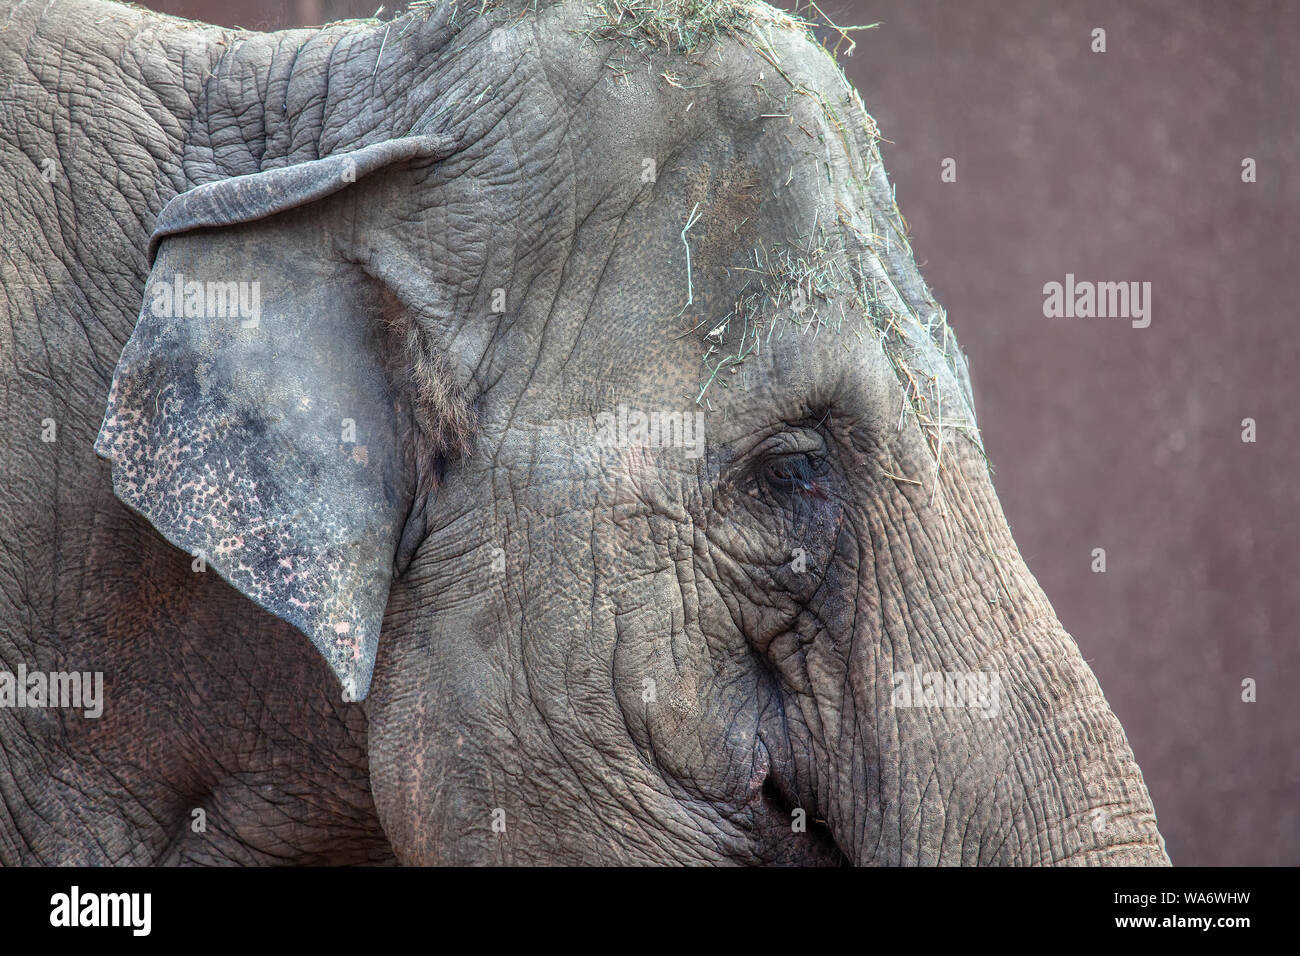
[805,614,1170,865]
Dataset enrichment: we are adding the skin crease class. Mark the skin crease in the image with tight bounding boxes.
[0,0,1169,864]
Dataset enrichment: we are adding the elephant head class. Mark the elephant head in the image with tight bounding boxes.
[94,0,1168,864]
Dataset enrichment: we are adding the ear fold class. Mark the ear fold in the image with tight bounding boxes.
[96,136,459,700]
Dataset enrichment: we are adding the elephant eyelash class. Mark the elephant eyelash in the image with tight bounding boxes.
[760,453,831,500]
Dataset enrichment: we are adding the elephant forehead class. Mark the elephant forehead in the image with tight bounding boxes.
[481,3,979,454]
[534,166,973,456]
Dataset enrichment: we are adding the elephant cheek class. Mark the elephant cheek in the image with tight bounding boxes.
[611,620,774,808]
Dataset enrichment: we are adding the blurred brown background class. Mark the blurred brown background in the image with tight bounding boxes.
[141,0,1298,865]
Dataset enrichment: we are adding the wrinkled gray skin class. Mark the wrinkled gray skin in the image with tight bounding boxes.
[0,0,1169,864]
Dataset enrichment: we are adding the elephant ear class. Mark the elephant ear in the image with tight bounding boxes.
[95,136,459,701]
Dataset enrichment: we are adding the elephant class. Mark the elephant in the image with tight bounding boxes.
[0,0,1169,865]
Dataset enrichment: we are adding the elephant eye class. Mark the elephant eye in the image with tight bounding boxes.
[761,453,829,500]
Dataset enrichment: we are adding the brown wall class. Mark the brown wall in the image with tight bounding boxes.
[827,0,1299,867]
[142,0,1298,865]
